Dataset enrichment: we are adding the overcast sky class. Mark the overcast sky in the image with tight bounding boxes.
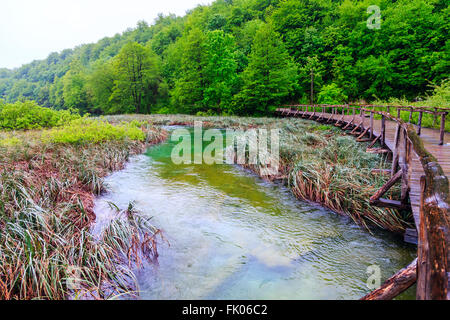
[0,0,212,69]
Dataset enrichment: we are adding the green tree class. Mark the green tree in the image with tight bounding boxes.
[110,42,162,113]
[171,28,207,113]
[203,30,238,114]
[235,23,298,115]
[62,59,89,113]
[86,60,116,114]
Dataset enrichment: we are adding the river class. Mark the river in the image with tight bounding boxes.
[92,127,416,300]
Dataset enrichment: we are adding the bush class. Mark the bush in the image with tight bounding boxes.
[156,107,171,114]
[41,118,145,144]
[317,83,348,104]
[0,100,80,130]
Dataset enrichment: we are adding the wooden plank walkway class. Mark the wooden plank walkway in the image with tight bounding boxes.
[286,110,450,231]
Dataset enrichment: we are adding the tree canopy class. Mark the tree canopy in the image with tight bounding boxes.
[0,0,448,115]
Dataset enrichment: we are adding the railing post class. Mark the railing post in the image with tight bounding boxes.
[360,108,365,130]
[439,113,446,145]
[417,111,423,136]
[409,108,413,124]
[392,126,401,177]
[381,114,386,147]
[401,130,411,204]
[433,108,438,127]
[370,111,374,139]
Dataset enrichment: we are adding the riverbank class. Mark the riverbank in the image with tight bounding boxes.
[0,122,167,299]
[104,114,414,233]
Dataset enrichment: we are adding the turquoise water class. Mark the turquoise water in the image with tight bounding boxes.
[93,128,416,300]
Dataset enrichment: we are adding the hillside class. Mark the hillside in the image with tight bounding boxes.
[0,0,448,115]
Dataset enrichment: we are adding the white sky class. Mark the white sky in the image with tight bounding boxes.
[0,0,212,69]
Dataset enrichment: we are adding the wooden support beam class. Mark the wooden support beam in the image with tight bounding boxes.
[356,127,370,141]
[370,170,402,203]
[371,198,410,210]
[366,148,391,154]
[404,228,418,245]
[367,135,380,149]
[371,169,392,176]
[361,259,417,300]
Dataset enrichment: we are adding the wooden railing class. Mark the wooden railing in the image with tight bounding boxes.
[276,104,450,300]
[283,104,448,145]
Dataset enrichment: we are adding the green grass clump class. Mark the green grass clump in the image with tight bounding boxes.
[41,118,145,144]
[0,136,21,147]
[0,100,80,130]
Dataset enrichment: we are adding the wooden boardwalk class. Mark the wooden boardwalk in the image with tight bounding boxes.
[279,109,450,233]
[278,105,450,300]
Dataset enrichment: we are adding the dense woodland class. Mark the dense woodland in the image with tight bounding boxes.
[0,0,448,116]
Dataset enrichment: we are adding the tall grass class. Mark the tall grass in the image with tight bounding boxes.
[0,123,167,299]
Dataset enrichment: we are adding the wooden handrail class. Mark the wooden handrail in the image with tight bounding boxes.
[282,104,447,145]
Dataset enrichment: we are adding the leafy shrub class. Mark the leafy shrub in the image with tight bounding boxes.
[317,83,348,104]
[0,100,80,130]
[424,79,450,108]
[41,118,145,144]
[196,110,217,117]
[156,107,171,114]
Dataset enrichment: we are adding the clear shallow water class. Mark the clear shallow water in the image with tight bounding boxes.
[92,128,416,300]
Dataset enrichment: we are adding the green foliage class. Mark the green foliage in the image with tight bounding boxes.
[62,59,90,113]
[0,136,21,147]
[156,106,171,114]
[424,79,450,108]
[317,83,348,104]
[110,42,162,114]
[0,100,80,130]
[41,118,145,144]
[171,28,207,113]
[234,23,298,115]
[0,0,448,115]
[203,30,238,114]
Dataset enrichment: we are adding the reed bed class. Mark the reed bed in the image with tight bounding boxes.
[0,124,167,299]
[0,113,413,299]
[103,114,413,233]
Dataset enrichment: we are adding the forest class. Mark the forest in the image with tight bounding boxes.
[0,0,448,116]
